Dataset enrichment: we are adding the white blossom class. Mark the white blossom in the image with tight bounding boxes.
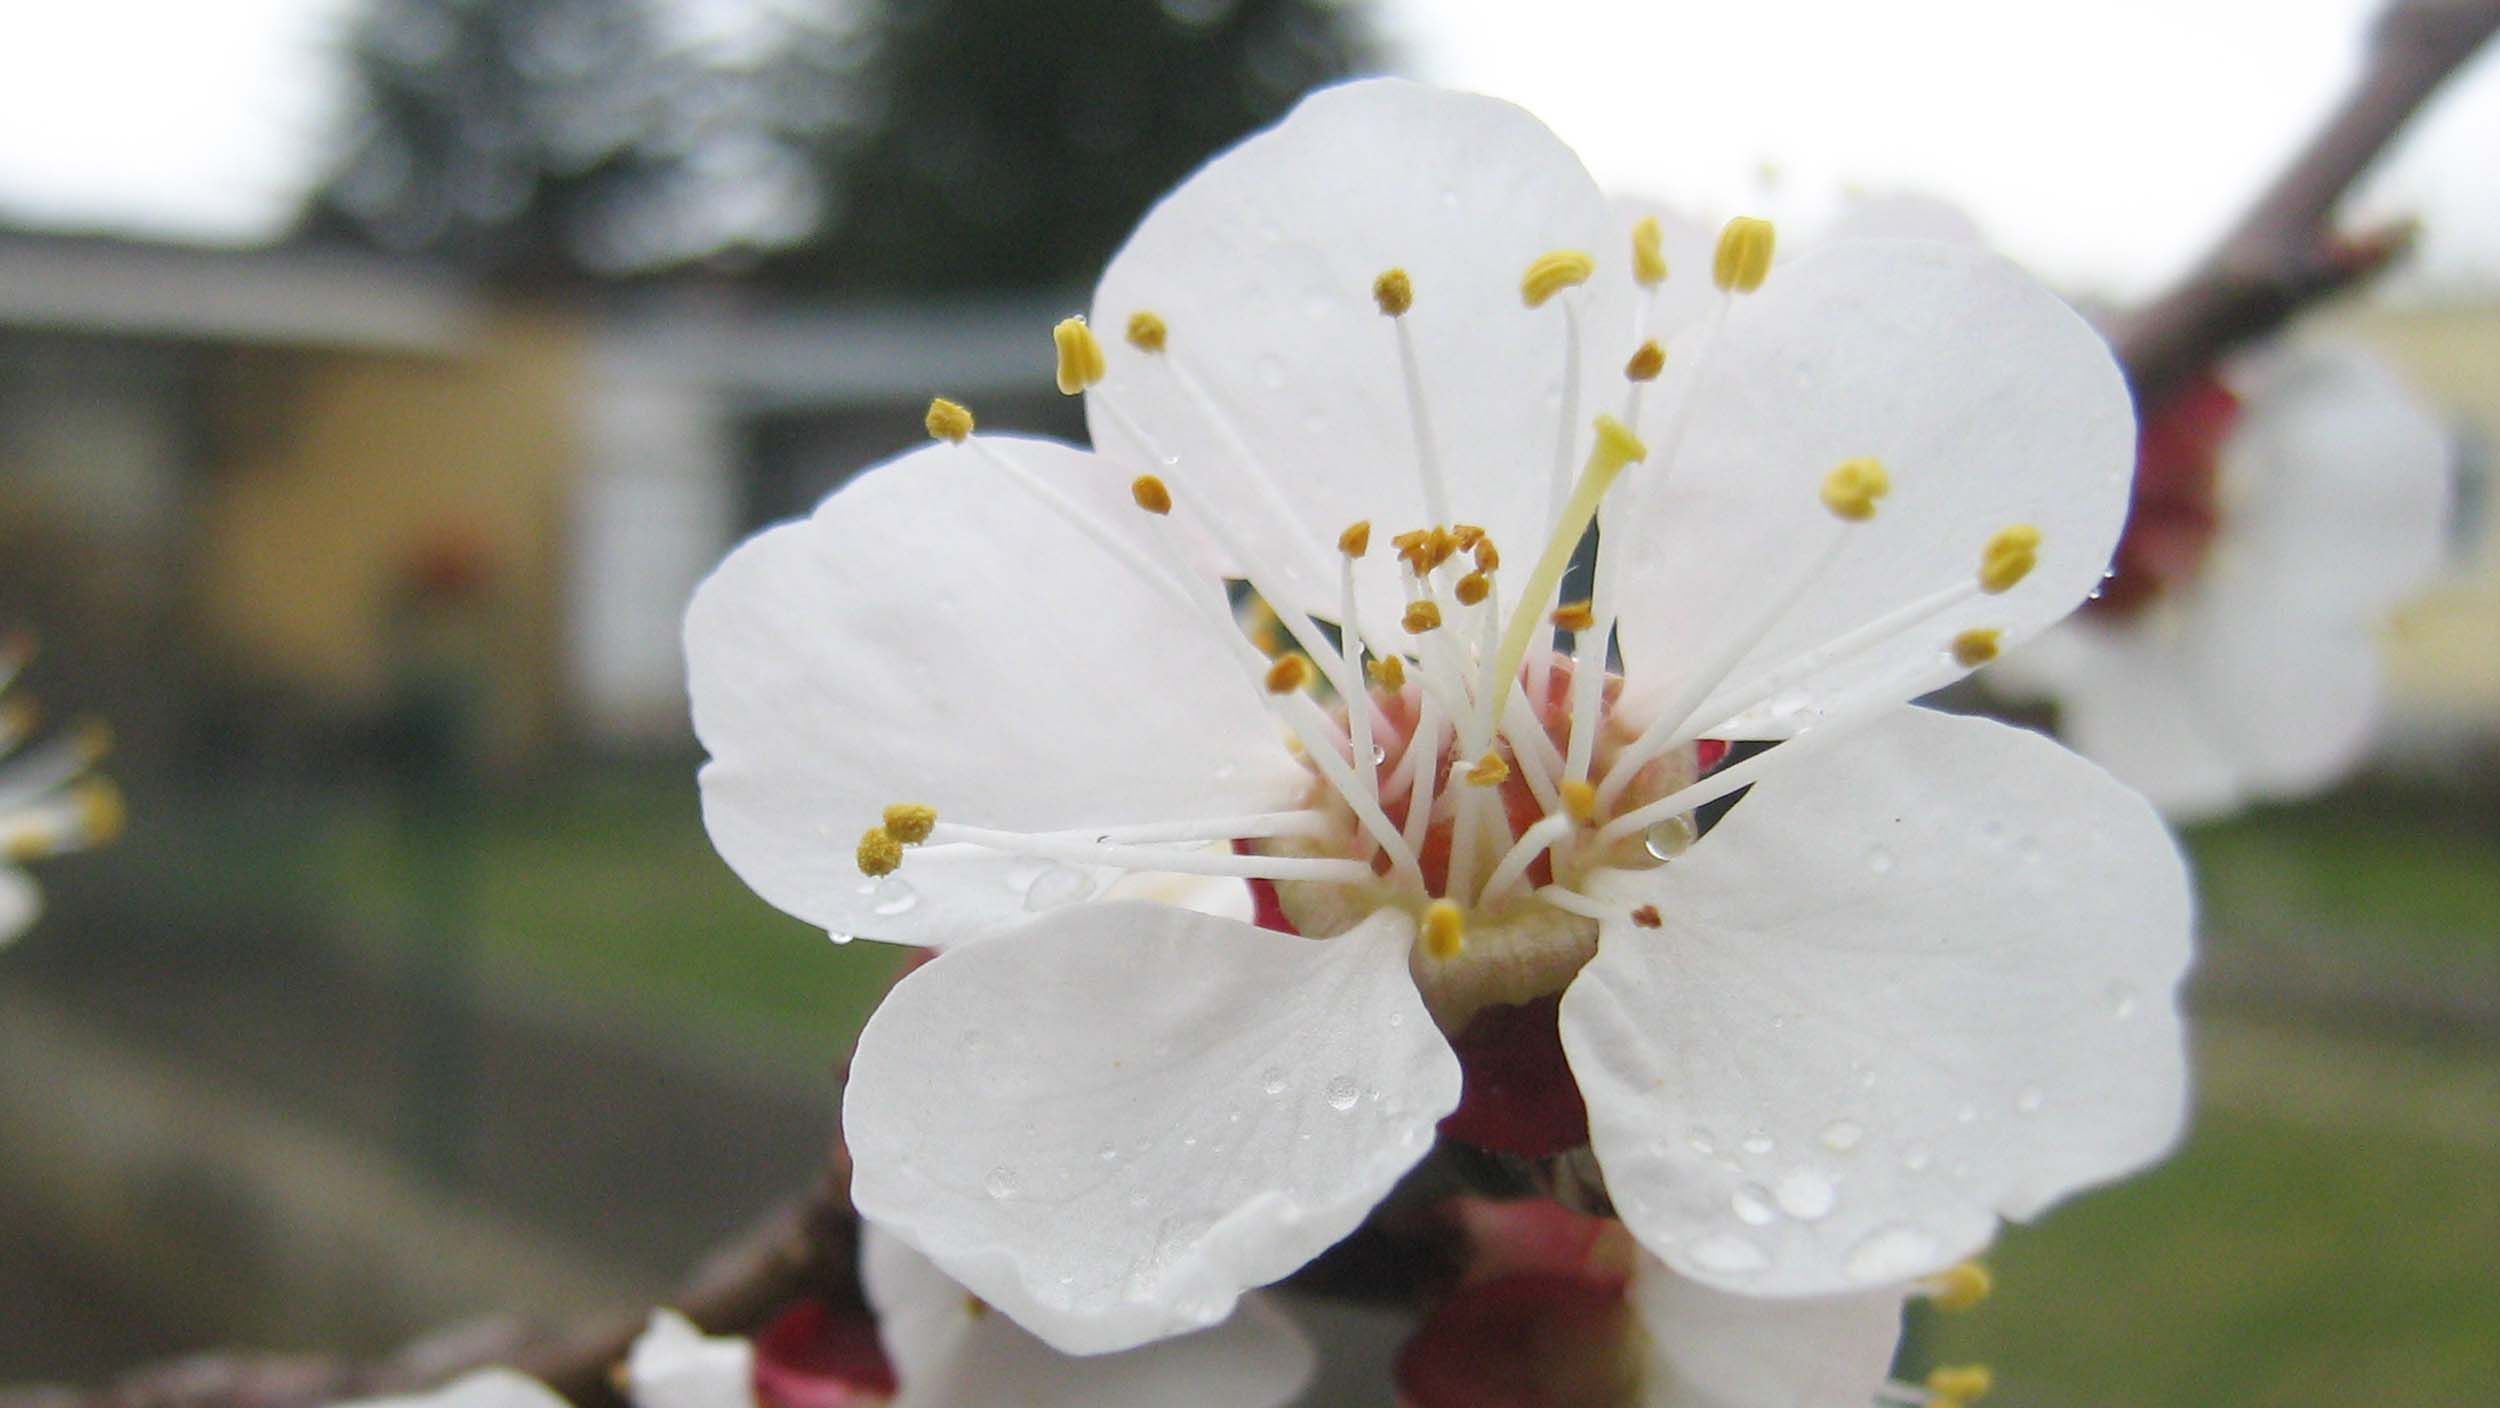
[687,78,2192,1355]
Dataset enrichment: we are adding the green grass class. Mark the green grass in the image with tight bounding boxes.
[1927,1015,2499,1408]
[308,768,906,1074]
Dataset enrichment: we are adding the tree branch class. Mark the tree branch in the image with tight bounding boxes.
[2110,0,2500,409]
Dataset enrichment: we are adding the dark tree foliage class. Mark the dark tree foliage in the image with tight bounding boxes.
[765,0,1380,293]
[299,0,688,281]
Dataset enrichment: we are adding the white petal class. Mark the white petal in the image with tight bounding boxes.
[0,865,39,945]
[1817,191,1988,249]
[865,1226,1314,1408]
[1631,1258,1905,1408]
[627,1309,756,1408]
[1612,242,2134,737]
[1560,707,2190,1296]
[1101,869,1255,923]
[340,1370,572,1408]
[1089,78,1635,626]
[844,901,1459,1354]
[2019,619,2249,822]
[2220,344,2451,618]
[686,435,1308,946]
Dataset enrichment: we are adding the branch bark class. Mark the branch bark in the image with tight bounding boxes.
[2109,0,2500,409]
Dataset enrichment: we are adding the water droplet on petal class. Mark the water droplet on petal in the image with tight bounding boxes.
[1901,1142,1934,1173]
[1955,1103,1979,1125]
[1687,1126,1718,1156]
[1844,1224,1938,1282]
[1775,1168,1837,1221]
[984,1166,1021,1200]
[1864,844,1896,875]
[1325,1076,1359,1111]
[1731,1185,1776,1225]
[1644,816,1695,860]
[826,930,856,946]
[1740,1131,1775,1156]
[1024,863,1092,912]
[2015,1085,2044,1115]
[1386,1011,1405,1028]
[1098,1144,1120,1163]
[2106,981,2141,1020]
[871,877,918,916]
[1688,1232,1769,1274]
[1820,1119,1864,1153]
[1260,1067,1288,1096]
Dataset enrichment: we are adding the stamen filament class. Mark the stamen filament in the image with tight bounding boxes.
[1592,690,1897,850]
[965,440,1203,616]
[1480,812,1574,909]
[1683,577,1987,736]
[1531,884,1623,922]
[1491,418,1646,715]
[1390,317,1454,528]
[922,822,1376,883]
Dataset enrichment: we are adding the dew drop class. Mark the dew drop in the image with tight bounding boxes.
[1687,1232,1769,1274]
[1740,1131,1775,1156]
[1098,1144,1120,1163]
[1439,187,1462,212]
[1775,1168,1837,1221]
[984,1166,1021,1200]
[1687,1126,1718,1156]
[1954,1103,1979,1125]
[1864,844,1896,875]
[2106,981,2141,1021]
[1260,1067,1288,1096]
[1901,1142,1934,1173]
[870,877,918,916]
[1370,743,1389,766]
[1767,688,1813,725]
[1386,1011,1405,1028]
[1843,1224,1938,1282]
[1325,1076,1360,1111]
[1644,816,1695,860]
[1024,864,1092,912]
[2015,1085,2044,1115]
[826,930,857,946]
[1819,1119,1865,1153]
[1731,1185,1777,1225]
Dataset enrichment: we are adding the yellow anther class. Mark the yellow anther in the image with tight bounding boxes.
[881,803,938,845]
[1402,600,1444,634]
[76,780,125,844]
[1472,538,1501,573]
[4,831,47,863]
[1631,216,1668,287]
[923,397,975,443]
[1422,900,1467,960]
[1712,216,1776,293]
[1520,249,1597,308]
[857,827,904,877]
[1926,1260,1995,1313]
[1131,474,1174,515]
[1625,340,1666,382]
[1368,654,1408,692]
[963,1293,990,1320]
[1455,571,1492,607]
[1374,268,1414,317]
[1264,654,1315,695]
[1560,779,1597,824]
[1979,524,2042,594]
[1925,1365,1993,1405]
[1125,310,1167,352]
[1950,627,2003,668]
[1428,527,1462,570]
[1589,415,1648,475]
[1339,520,1373,558]
[1550,600,1595,632]
[1450,524,1486,551]
[1465,750,1510,787]
[1819,457,1892,522]
[1052,316,1107,395]
[1629,903,1663,929]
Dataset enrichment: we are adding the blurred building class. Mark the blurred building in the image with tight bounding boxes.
[0,228,1075,765]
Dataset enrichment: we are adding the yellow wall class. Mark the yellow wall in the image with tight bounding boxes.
[194,308,584,762]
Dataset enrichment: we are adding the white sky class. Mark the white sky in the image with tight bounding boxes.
[1,0,2493,298]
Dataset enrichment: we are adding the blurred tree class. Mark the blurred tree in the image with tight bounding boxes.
[300,0,689,280]
[763,0,1380,292]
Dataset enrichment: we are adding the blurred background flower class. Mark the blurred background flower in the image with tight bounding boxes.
[0,2,2493,1406]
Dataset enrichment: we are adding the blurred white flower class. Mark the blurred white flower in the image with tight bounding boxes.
[0,638,121,946]
[341,1368,572,1408]
[688,78,2191,1354]
[1989,347,2453,819]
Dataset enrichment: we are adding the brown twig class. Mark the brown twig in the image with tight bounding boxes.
[2110,0,2500,410]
